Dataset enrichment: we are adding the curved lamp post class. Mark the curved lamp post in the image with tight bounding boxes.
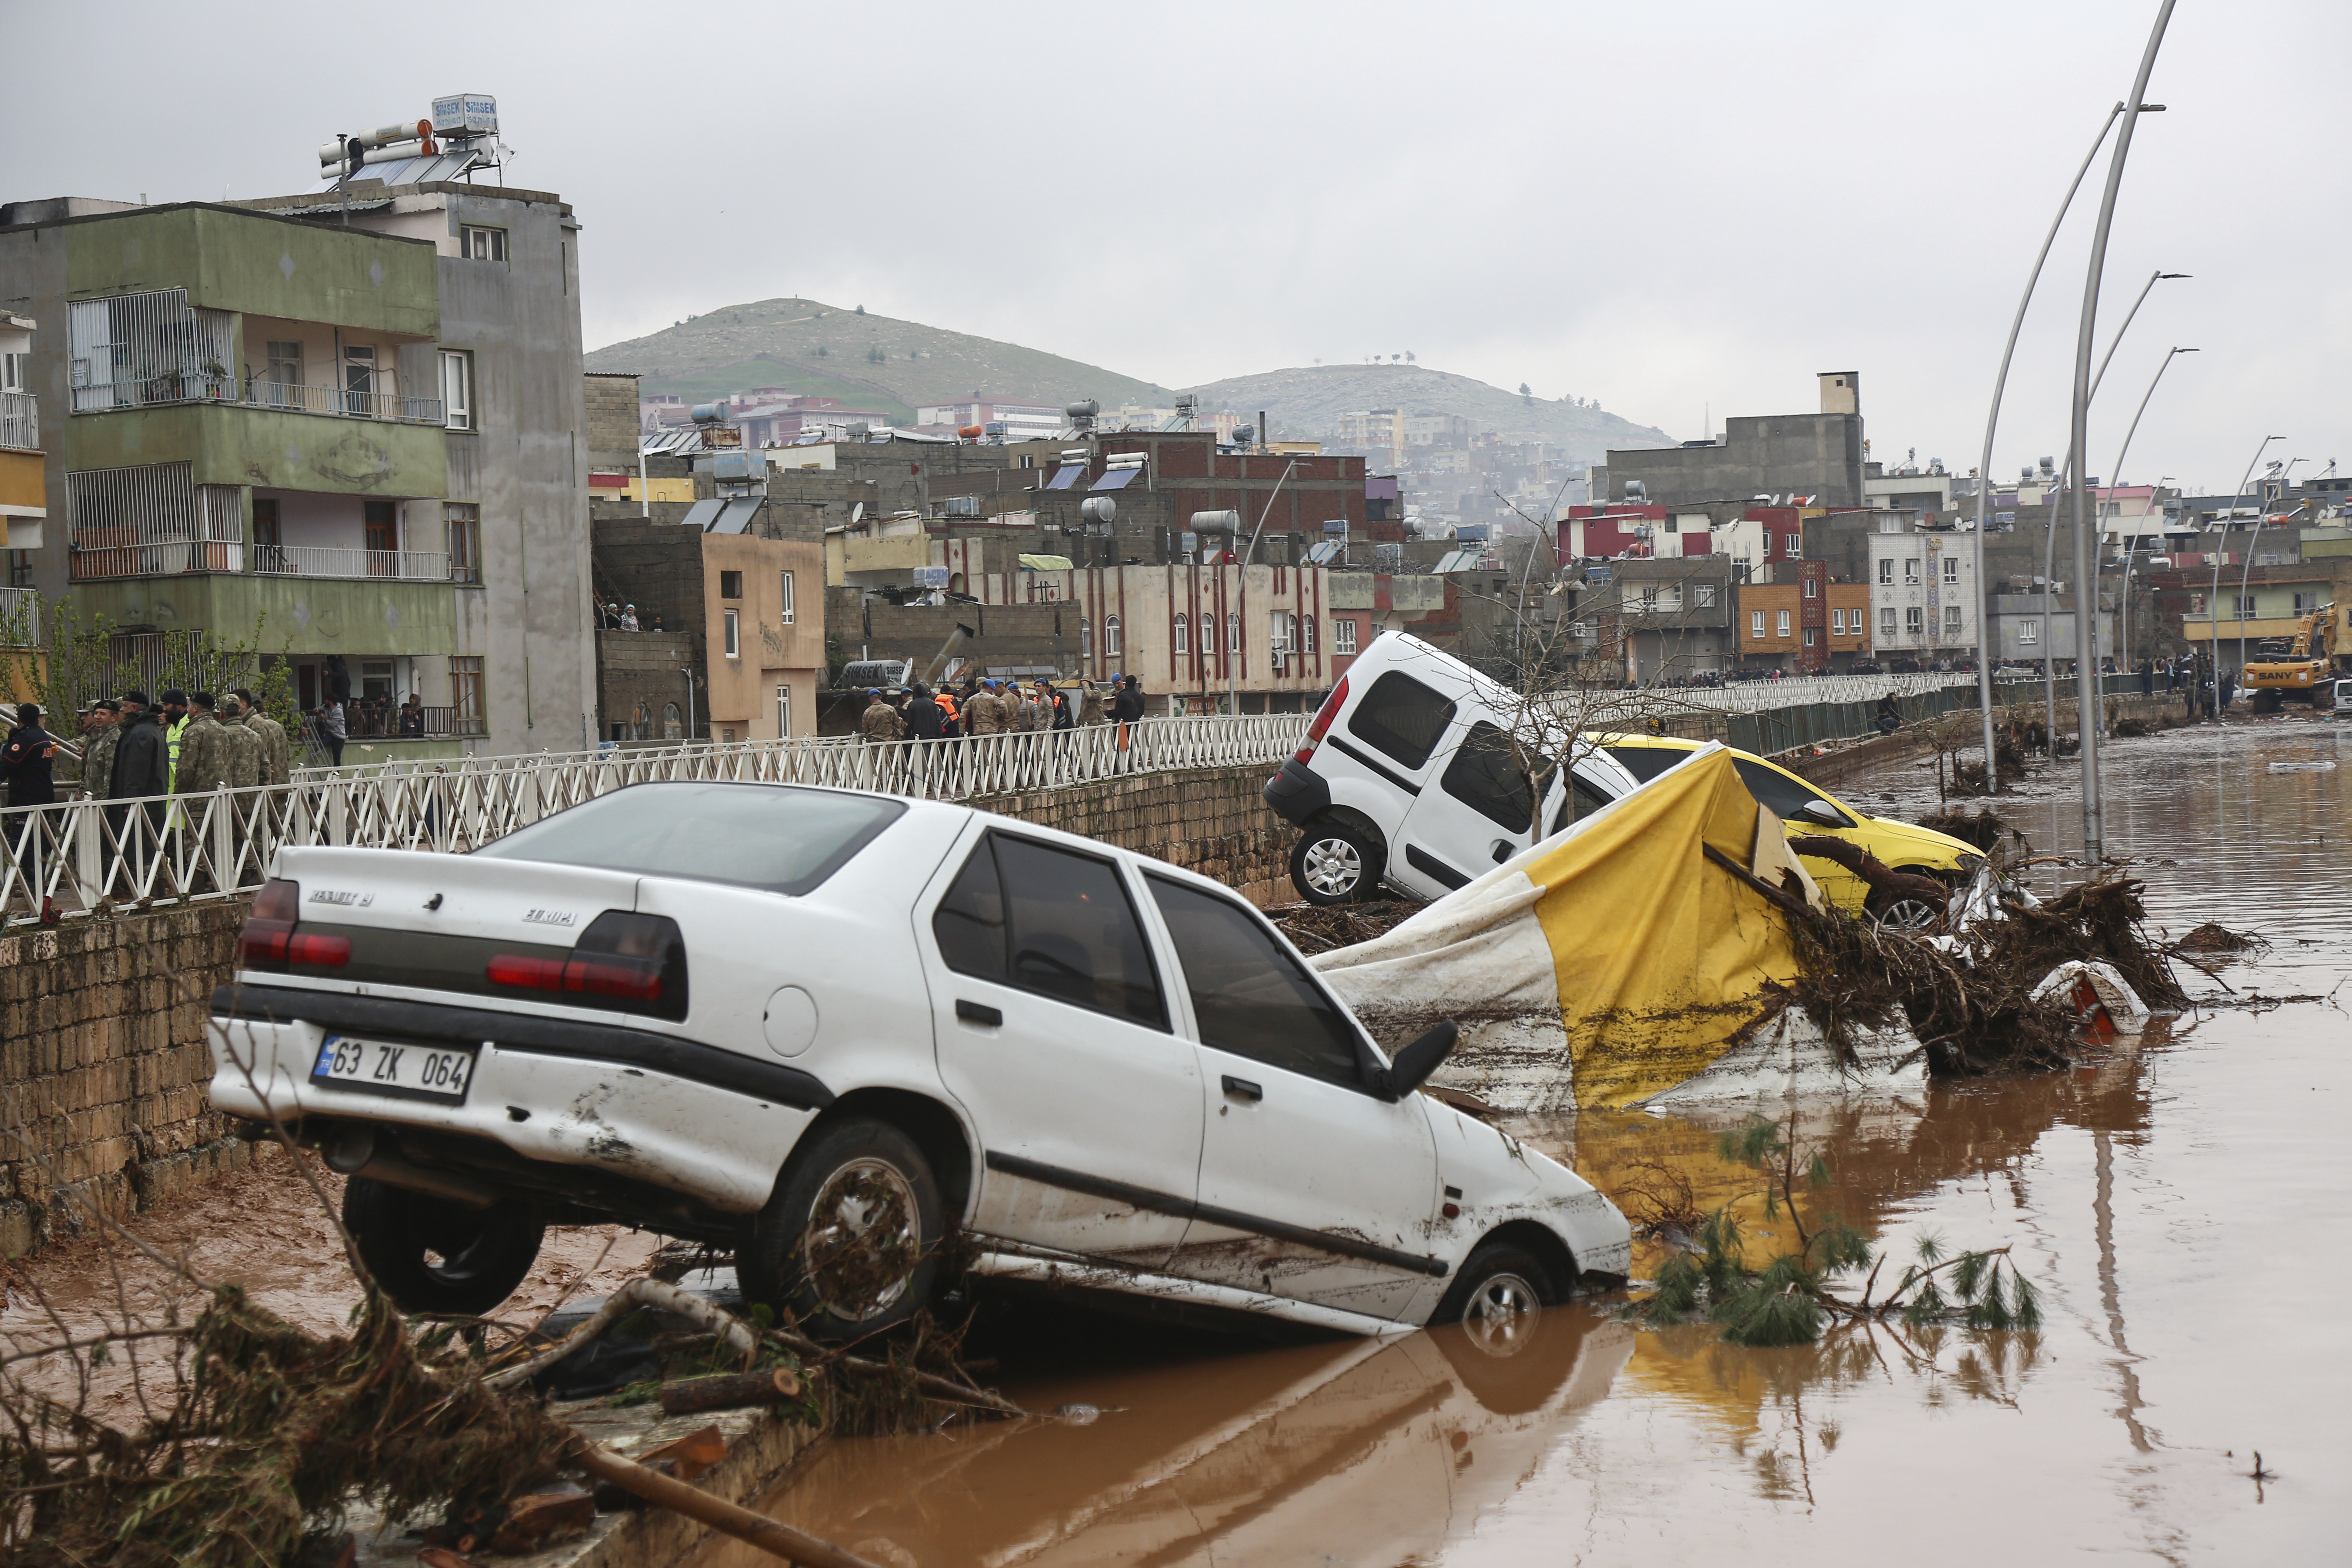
[2237,456,2305,679]
[2210,434,2284,720]
[2111,347,2197,683]
[2066,0,2178,866]
[1967,100,2140,789]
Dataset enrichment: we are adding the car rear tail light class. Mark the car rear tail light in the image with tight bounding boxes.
[1296,675,1350,764]
[488,911,688,1020]
[238,878,350,970]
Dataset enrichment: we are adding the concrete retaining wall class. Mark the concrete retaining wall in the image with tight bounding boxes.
[0,904,256,1257]
[975,762,1295,907]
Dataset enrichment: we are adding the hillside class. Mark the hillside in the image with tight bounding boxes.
[1182,364,1675,459]
[583,298,1173,419]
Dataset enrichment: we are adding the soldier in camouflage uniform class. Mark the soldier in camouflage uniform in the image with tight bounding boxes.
[172,694,232,797]
[858,690,907,743]
[78,700,124,800]
[215,695,264,787]
[234,687,292,785]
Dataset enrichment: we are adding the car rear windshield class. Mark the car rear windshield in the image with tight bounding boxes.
[474,783,905,896]
[1603,744,1690,784]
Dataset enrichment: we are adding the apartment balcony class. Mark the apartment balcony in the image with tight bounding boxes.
[74,376,443,426]
[74,541,452,582]
[0,390,36,451]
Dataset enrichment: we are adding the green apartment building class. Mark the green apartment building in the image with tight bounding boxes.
[0,189,596,754]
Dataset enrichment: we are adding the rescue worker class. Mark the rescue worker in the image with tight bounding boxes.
[1078,682,1109,726]
[934,684,961,739]
[234,687,292,785]
[963,680,1007,737]
[858,688,906,742]
[173,693,231,797]
[902,682,944,741]
[157,688,191,791]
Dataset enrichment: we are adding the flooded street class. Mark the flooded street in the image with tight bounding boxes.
[705,719,2351,1568]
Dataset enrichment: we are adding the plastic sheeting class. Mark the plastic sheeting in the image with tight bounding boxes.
[1315,746,1928,1112]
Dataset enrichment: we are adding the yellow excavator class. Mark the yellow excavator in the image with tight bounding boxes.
[2244,600,2341,710]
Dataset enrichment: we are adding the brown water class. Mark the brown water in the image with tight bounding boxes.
[703,717,2351,1568]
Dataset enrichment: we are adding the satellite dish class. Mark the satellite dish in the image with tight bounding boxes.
[849,502,864,526]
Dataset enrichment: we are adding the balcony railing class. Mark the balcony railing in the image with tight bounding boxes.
[0,586,36,648]
[72,377,444,425]
[0,391,36,450]
[253,545,451,581]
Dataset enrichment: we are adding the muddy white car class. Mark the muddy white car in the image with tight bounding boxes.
[209,782,1630,1340]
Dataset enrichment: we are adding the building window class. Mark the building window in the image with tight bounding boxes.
[1803,627,1819,646]
[1694,583,1717,608]
[1941,555,1959,584]
[462,226,507,262]
[719,569,743,599]
[1906,606,1924,635]
[251,497,282,571]
[1751,610,1766,639]
[662,701,682,740]
[1641,588,1657,613]
[1227,612,1241,654]
[1944,604,1963,634]
[779,570,795,624]
[265,340,303,394]
[723,608,741,658]
[1880,607,1898,639]
[1776,609,1791,638]
[1904,558,1920,584]
[2232,595,2256,616]
[1784,533,1801,557]
[1335,618,1357,655]
[2019,621,2039,646]
[364,499,397,559]
[1173,612,1189,653]
[1877,559,1894,585]
[444,503,480,584]
[1303,614,1316,654]
[1804,576,1818,598]
[1080,617,1090,665]
[450,657,485,734]
[1831,608,1845,635]
[776,684,791,738]
[440,350,473,431]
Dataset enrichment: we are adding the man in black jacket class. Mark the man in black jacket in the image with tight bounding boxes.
[109,700,172,877]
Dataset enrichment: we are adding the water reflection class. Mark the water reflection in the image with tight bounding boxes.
[709,724,2348,1564]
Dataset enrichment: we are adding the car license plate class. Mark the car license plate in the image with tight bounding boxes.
[311,1034,476,1101]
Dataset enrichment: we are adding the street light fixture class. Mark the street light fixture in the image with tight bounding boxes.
[2065,1,2177,866]
[2237,456,2305,679]
[2210,433,2284,719]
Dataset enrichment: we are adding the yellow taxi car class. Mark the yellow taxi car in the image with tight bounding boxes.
[1587,734,1985,926]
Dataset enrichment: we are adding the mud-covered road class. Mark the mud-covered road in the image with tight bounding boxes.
[695,715,2350,1567]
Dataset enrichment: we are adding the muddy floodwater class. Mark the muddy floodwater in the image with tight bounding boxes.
[702,719,2351,1568]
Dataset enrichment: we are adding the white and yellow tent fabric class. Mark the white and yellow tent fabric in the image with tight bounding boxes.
[1313,745,1924,1112]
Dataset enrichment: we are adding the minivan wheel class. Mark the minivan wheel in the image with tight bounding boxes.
[343,1176,545,1316]
[742,1118,942,1343]
[1291,824,1381,905]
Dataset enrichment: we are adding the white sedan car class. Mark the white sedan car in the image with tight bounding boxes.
[209,782,1630,1340]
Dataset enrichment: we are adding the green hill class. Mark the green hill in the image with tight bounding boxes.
[1182,363,1675,459]
[584,298,1172,418]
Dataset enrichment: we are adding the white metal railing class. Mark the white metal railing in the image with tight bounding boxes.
[68,290,236,414]
[0,716,1314,928]
[1639,672,1985,713]
[0,390,35,450]
[245,380,443,424]
[253,545,451,581]
[0,586,36,649]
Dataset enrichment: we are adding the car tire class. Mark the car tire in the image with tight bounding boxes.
[1869,866,1947,933]
[741,1118,943,1343]
[1291,822,1383,905]
[343,1176,544,1316]
[1430,1241,1574,1415]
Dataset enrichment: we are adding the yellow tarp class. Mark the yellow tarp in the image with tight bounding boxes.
[1525,748,1805,1108]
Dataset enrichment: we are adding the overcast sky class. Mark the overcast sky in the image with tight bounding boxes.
[10,0,2344,492]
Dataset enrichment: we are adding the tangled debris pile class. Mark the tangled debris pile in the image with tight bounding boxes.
[2174,920,2264,954]
[1263,900,1424,956]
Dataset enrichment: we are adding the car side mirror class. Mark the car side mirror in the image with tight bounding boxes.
[1795,800,1845,828]
[1381,1020,1459,1100]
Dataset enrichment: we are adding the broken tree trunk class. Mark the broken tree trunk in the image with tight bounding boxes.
[659,1368,805,1417]
[571,1442,879,1568]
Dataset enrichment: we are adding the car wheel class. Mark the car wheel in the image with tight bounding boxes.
[343,1176,544,1316]
[1291,823,1382,905]
[1869,866,1948,933]
[1430,1242,1575,1414]
[742,1118,942,1342]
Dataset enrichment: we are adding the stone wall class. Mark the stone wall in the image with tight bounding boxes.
[0,904,256,1258]
[978,763,1295,907]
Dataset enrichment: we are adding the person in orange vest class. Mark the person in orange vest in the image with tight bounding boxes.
[934,685,961,739]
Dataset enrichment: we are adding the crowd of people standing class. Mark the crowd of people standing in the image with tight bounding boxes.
[857,674,1145,744]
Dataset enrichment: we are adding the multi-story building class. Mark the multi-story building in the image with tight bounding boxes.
[913,401,1065,442]
[1601,372,1865,510]
[1576,556,1737,684]
[0,183,595,755]
[1,310,43,686]
[1866,519,1980,664]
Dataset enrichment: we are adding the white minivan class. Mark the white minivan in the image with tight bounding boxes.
[1264,634,1641,904]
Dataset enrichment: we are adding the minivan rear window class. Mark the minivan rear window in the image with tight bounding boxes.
[475,782,904,895]
[1346,672,1457,771]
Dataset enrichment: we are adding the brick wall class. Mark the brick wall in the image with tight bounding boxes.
[583,373,642,469]
[0,904,257,1257]
[977,763,1295,907]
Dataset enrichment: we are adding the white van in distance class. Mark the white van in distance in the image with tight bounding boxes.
[1263,634,1640,904]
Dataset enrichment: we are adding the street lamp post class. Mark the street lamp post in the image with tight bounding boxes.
[2237,456,2305,679]
[2109,348,2197,700]
[1967,100,2137,791]
[2211,434,2283,719]
[2064,0,2177,867]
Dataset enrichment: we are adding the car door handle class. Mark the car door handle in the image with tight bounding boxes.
[1221,1074,1263,1102]
[956,999,1002,1027]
